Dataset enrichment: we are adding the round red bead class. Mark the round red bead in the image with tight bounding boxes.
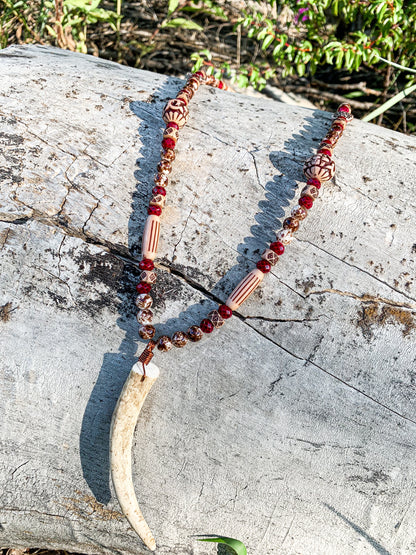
[307,178,321,189]
[270,241,285,255]
[139,258,154,271]
[148,205,162,216]
[168,122,179,130]
[218,81,224,89]
[136,282,152,294]
[318,148,332,157]
[162,138,176,150]
[218,304,233,319]
[338,104,351,113]
[256,260,271,273]
[299,196,314,209]
[152,185,166,196]
[200,318,214,333]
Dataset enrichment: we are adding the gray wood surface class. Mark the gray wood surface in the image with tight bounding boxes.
[0,44,415,555]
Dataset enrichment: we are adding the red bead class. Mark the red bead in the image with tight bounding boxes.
[318,148,332,157]
[200,318,214,333]
[152,185,166,196]
[136,282,151,294]
[299,196,314,209]
[320,138,334,146]
[194,71,205,79]
[218,81,224,89]
[307,178,321,189]
[338,104,351,113]
[148,205,162,216]
[270,241,285,255]
[162,138,176,150]
[256,260,271,273]
[139,258,154,271]
[218,304,233,319]
[168,122,179,130]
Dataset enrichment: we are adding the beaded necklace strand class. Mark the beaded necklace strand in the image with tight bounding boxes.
[134,70,353,369]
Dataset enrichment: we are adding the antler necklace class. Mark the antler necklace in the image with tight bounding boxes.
[109,70,353,551]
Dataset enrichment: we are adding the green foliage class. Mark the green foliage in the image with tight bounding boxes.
[197,536,247,555]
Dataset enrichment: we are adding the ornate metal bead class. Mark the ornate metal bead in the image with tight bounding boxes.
[291,205,308,220]
[157,335,173,352]
[172,331,188,348]
[149,194,166,208]
[303,154,335,182]
[261,248,279,266]
[139,270,157,284]
[300,184,319,200]
[137,309,153,326]
[135,294,153,310]
[207,310,224,328]
[163,99,189,128]
[276,229,293,245]
[187,325,203,342]
[139,325,156,340]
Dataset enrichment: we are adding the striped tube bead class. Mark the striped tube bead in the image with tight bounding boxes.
[225,269,264,311]
[141,215,161,261]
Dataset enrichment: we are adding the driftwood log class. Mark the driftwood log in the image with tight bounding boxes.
[0,44,416,555]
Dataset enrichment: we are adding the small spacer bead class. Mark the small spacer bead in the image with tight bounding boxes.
[157,335,173,352]
[307,178,322,189]
[139,258,154,271]
[283,217,300,232]
[200,318,214,333]
[139,325,156,340]
[172,331,188,347]
[256,259,271,273]
[187,325,203,342]
[152,185,167,197]
[162,138,176,150]
[148,205,162,216]
[218,304,233,319]
[270,241,285,255]
[299,196,314,209]
[136,282,152,294]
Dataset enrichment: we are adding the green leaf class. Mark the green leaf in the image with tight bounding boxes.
[167,0,179,16]
[262,34,274,50]
[197,536,247,555]
[161,17,203,30]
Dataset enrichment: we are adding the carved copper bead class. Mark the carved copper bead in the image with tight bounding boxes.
[207,309,224,328]
[172,331,188,348]
[291,205,308,220]
[139,324,156,340]
[301,184,320,200]
[137,308,153,326]
[149,194,166,208]
[283,217,300,232]
[303,154,335,182]
[187,325,203,342]
[157,335,173,352]
[161,148,175,163]
[261,248,279,266]
[276,229,293,245]
[163,127,179,142]
[163,99,189,128]
[135,293,153,310]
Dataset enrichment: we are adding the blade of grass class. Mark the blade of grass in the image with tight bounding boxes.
[362,83,416,122]
[197,536,247,555]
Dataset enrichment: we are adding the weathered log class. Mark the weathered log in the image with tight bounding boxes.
[0,44,415,554]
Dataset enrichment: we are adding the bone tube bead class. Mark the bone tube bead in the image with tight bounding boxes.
[225,269,264,311]
[141,215,160,261]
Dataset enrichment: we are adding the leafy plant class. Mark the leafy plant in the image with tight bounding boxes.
[197,535,247,555]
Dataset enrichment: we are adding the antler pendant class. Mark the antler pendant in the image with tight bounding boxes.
[110,361,160,551]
